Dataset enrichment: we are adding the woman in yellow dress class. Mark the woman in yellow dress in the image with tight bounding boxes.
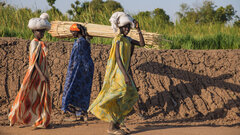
[88,12,145,135]
[8,13,52,128]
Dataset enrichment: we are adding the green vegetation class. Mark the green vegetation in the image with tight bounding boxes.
[0,0,240,49]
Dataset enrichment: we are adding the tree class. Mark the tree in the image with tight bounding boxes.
[225,5,235,21]
[0,1,6,7]
[46,0,62,16]
[176,0,237,24]
[176,3,198,23]
[153,8,170,23]
[134,8,173,27]
[234,16,240,27]
[214,5,235,23]
[197,1,216,23]
[67,0,82,17]
[176,3,190,19]
[234,20,240,27]
[137,11,151,18]
[67,0,124,24]
[215,7,227,22]
[90,0,103,11]
[47,0,56,8]
[104,0,123,13]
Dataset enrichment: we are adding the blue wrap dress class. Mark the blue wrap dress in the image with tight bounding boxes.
[62,37,94,116]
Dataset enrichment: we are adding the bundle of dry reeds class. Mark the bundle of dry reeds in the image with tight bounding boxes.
[48,21,161,45]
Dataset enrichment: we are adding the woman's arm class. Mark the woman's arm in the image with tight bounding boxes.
[131,20,145,47]
[34,62,49,82]
[30,41,48,82]
[115,41,131,85]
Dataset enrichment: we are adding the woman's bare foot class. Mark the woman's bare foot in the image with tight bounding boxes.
[107,122,126,135]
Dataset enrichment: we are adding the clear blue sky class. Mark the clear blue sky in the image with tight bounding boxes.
[4,0,240,22]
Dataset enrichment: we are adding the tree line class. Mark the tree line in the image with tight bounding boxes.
[45,0,240,26]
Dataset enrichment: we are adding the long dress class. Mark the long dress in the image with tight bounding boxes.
[61,37,94,116]
[8,38,51,128]
[88,34,138,124]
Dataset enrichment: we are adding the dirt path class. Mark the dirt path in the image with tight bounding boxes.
[1,123,240,135]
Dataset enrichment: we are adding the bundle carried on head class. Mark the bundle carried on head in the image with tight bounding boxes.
[109,12,135,33]
[48,12,161,46]
[28,13,51,31]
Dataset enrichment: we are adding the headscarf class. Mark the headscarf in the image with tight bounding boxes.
[28,13,51,31]
[70,24,80,31]
[70,23,89,38]
[109,12,135,33]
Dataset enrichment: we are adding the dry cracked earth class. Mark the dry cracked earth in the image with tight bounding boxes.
[0,37,240,129]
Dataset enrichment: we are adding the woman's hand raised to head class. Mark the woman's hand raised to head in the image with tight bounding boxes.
[133,19,140,30]
[131,19,145,46]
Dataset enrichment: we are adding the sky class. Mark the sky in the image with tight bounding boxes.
[4,0,240,22]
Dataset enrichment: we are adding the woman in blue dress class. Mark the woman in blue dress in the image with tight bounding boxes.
[61,23,94,121]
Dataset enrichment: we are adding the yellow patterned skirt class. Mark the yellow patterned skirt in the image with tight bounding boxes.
[88,34,138,123]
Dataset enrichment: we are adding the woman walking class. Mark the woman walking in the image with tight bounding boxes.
[8,13,52,128]
[61,24,94,121]
[88,12,145,135]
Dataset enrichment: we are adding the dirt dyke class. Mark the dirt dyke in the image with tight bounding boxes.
[0,37,240,126]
